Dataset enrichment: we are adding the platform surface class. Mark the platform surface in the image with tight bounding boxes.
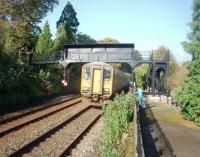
[148,100,200,157]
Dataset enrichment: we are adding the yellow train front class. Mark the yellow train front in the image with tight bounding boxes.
[81,62,132,101]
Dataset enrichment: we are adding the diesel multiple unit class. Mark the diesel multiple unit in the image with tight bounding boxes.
[81,62,132,101]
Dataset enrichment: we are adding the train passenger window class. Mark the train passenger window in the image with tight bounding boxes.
[83,67,91,79]
[104,69,111,79]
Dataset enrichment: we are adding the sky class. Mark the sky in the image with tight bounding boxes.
[40,0,193,62]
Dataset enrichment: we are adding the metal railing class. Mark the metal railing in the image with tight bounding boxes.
[30,49,169,66]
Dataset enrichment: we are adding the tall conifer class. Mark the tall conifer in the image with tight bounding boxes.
[54,24,68,51]
[57,1,79,43]
[36,21,53,54]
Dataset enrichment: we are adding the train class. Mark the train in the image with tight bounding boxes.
[80,62,132,101]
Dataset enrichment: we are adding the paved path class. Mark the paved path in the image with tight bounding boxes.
[161,123,200,157]
[148,101,200,157]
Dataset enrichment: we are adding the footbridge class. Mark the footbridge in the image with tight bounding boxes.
[29,43,169,95]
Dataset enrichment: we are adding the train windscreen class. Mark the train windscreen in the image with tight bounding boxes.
[83,67,91,80]
[104,69,111,80]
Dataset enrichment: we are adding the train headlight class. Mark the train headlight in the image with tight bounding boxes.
[103,88,110,94]
[82,87,90,93]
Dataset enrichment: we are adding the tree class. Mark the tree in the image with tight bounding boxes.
[36,21,53,54]
[0,19,7,55]
[166,63,188,92]
[0,0,58,56]
[153,46,184,91]
[134,64,148,89]
[176,0,200,126]
[76,32,96,44]
[134,50,143,61]
[97,37,119,44]
[54,24,68,51]
[153,45,169,60]
[57,1,79,43]
[98,37,121,69]
[0,0,63,113]
[166,51,181,91]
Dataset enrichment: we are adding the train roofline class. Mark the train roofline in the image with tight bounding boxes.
[86,62,110,65]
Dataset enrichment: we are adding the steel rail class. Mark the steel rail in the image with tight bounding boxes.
[0,95,81,125]
[57,113,101,157]
[0,97,82,137]
[8,105,95,157]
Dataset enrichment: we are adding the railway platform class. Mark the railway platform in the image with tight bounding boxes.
[146,100,200,157]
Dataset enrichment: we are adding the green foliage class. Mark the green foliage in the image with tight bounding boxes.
[134,64,148,89]
[0,0,58,57]
[0,21,31,57]
[176,0,200,126]
[176,60,200,125]
[57,1,79,43]
[0,0,64,114]
[0,22,9,55]
[134,50,143,61]
[76,32,97,44]
[36,21,53,54]
[119,63,132,73]
[0,56,63,113]
[102,92,134,157]
[67,63,83,93]
[0,59,42,111]
[54,24,68,51]
[0,0,58,30]
[38,69,51,92]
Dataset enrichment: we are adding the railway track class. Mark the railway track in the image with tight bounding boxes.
[0,95,102,157]
[0,95,81,137]
[8,105,101,157]
[0,97,90,156]
[0,95,81,124]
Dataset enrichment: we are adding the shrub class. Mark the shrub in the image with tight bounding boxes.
[102,92,134,157]
[0,59,63,114]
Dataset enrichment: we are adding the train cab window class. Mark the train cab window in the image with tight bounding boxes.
[83,67,91,79]
[104,69,111,80]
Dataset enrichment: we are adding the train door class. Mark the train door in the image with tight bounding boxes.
[92,69,102,94]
